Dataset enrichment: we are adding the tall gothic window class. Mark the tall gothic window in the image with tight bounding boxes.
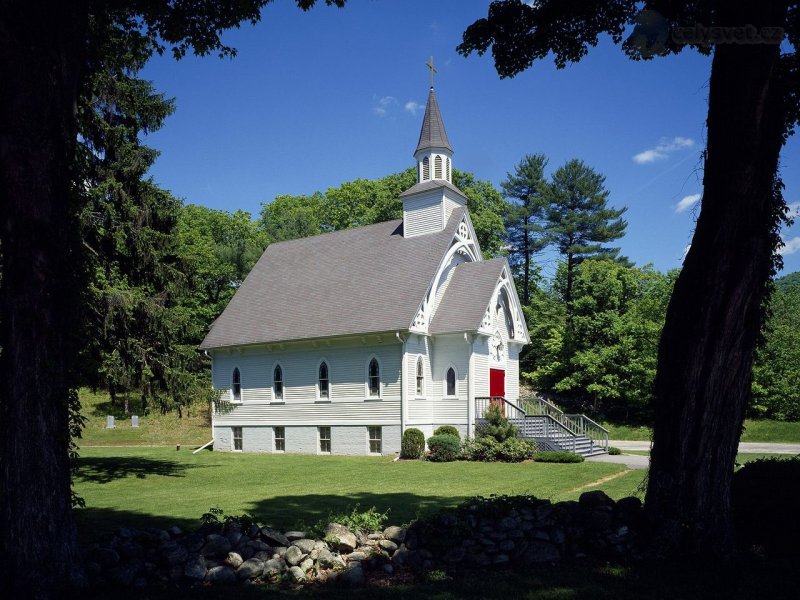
[416,357,424,396]
[422,156,430,180]
[446,367,456,397]
[318,361,329,399]
[231,368,241,402]
[273,365,283,401]
[434,155,443,179]
[368,358,380,398]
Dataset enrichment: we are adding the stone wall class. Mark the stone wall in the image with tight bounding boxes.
[83,492,642,590]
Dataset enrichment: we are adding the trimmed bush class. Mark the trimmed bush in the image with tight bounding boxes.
[480,402,517,442]
[433,425,461,441]
[401,428,425,459]
[608,446,622,455]
[732,456,800,557]
[533,451,585,463]
[427,434,461,462]
[461,436,500,462]
[497,437,536,462]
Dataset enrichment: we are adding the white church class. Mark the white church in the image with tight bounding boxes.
[200,85,530,455]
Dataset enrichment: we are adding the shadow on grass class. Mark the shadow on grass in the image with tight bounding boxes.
[76,455,214,484]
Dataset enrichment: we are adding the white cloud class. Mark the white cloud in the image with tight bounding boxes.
[633,136,695,164]
[778,236,800,256]
[675,193,701,213]
[372,95,396,117]
[404,101,422,115]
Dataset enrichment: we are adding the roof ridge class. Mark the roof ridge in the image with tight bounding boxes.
[265,217,404,250]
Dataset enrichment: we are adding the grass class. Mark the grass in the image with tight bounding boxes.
[78,388,211,447]
[74,447,645,541]
[605,419,800,443]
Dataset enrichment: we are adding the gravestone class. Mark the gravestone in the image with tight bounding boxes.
[106,415,115,429]
[131,415,139,428]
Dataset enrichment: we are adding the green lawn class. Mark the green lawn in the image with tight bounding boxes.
[606,419,800,443]
[74,447,645,541]
[78,388,211,447]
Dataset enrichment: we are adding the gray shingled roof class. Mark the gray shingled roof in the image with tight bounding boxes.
[415,88,453,154]
[399,178,468,200]
[429,258,507,335]
[200,210,466,349]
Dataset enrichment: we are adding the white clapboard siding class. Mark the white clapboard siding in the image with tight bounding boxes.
[443,192,465,225]
[212,341,401,405]
[403,191,444,237]
[506,344,520,401]
[430,336,468,399]
[473,335,490,397]
[213,400,401,426]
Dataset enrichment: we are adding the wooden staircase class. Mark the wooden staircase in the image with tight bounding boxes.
[475,395,608,456]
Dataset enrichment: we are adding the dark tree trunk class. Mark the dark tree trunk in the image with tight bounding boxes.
[645,0,789,557]
[0,1,88,596]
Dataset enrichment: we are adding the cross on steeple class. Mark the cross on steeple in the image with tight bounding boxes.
[425,55,437,89]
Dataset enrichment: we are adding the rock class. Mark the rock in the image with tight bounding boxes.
[579,490,615,510]
[248,539,271,552]
[523,540,560,563]
[392,546,409,567]
[378,539,398,553]
[263,558,286,577]
[184,554,207,580]
[260,527,290,547]
[285,545,306,566]
[185,534,204,552]
[285,530,307,541]
[253,550,272,561]
[236,558,264,579]
[239,546,255,560]
[162,544,188,566]
[316,547,335,568]
[226,552,244,568]
[331,555,347,570]
[202,534,232,557]
[167,525,183,537]
[498,539,515,552]
[347,551,367,562]
[274,546,288,557]
[340,564,366,586]
[383,563,394,575]
[108,564,139,586]
[300,558,314,573]
[443,546,465,563]
[206,565,237,585]
[88,546,119,568]
[292,538,316,554]
[367,533,384,540]
[492,553,510,565]
[288,566,305,583]
[325,523,357,553]
[226,530,243,547]
[116,527,137,539]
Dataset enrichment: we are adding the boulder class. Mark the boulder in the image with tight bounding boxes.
[88,546,119,568]
[260,527,290,547]
[263,558,286,577]
[340,564,366,586]
[292,538,316,554]
[346,551,367,562]
[206,565,237,585]
[167,525,183,537]
[226,552,243,568]
[107,564,140,586]
[325,523,357,553]
[316,547,335,568]
[284,545,305,566]
[184,554,207,580]
[300,558,314,573]
[202,534,232,557]
[378,539,398,553]
[523,540,560,563]
[236,558,264,580]
[288,566,305,583]
[162,544,188,566]
[578,490,615,510]
[284,530,306,541]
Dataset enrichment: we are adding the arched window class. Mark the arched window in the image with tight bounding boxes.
[446,157,451,182]
[422,156,430,180]
[318,361,329,399]
[368,358,380,398]
[273,365,284,401]
[434,155,443,179]
[415,357,424,396]
[446,367,456,397]
[231,368,241,402]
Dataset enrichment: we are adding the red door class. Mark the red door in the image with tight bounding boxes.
[489,369,505,415]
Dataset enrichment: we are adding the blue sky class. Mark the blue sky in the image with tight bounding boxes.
[141,0,800,275]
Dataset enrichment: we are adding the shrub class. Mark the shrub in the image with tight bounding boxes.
[497,437,536,462]
[533,451,585,463]
[480,402,517,442]
[433,425,461,441]
[732,456,800,557]
[305,504,390,538]
[401,427,425,459]
[608,446,622,455]
[427,434,461,462]
[461,436,500,462]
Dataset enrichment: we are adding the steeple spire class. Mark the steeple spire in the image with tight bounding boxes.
[415,86,453,155]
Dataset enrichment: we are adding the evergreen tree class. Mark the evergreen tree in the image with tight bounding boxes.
[501,154,549,304]
[544,159,627,312]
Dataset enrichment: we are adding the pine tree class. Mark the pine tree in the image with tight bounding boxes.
[544,159,627,312]
[501,154,549,305]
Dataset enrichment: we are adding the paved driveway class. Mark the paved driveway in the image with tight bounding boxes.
[609,440,800,454]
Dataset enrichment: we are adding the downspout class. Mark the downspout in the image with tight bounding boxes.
[396,331,408,433]
[465,332,475,438]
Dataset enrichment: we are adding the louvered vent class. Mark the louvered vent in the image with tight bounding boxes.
[434,155,443,179]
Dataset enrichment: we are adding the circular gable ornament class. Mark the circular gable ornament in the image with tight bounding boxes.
[490,331,505,363]
[457,222,470,239]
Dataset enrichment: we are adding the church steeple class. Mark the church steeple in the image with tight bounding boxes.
[413,58,454,185]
